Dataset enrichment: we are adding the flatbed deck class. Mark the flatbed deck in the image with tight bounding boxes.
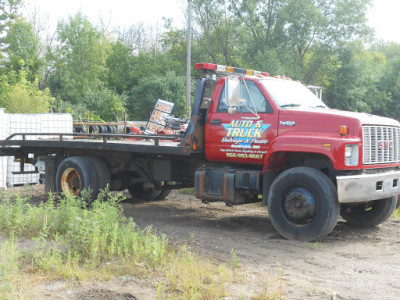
[0,133,191,157]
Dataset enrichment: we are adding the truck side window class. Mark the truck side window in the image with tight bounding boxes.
[217,80,272,113]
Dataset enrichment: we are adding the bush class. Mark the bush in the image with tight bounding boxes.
[0,70,54,113]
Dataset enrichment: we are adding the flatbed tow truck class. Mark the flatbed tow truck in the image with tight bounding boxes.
[1,62,399,241]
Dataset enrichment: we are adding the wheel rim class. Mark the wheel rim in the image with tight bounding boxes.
[282,187,316,225]
[61,167,82,195]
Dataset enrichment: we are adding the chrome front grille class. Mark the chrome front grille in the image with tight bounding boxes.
[363,126,400,164]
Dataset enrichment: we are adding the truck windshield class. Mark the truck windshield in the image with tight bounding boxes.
[260,79,327,109]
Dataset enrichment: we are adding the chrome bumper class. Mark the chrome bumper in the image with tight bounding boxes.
[337,171,400,203]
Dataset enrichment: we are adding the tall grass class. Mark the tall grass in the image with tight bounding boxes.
[164,245,228,298]
[0,189,280,298]
[0,190,168,278]
[0,234,27,299]
[0,190,231,298]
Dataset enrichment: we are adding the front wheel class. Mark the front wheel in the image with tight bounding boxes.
[341,197,397,227]
[267,167,340,242]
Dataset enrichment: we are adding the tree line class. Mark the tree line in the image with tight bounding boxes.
[0,0,399,121]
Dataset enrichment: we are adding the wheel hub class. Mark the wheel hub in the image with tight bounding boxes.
[61,167,82,196]
[283,187,316,224]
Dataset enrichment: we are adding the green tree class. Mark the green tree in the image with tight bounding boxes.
[107,31,188,92]
[159,19,187,75]
[376,43,400,120]
[229,0,372,81]
[46,12,110,104]
[3,18,44,82]
[0,70,54,113]
[192,0,240,66]
[324,44,390,115]
[129,71,187,120]
[106,41,137,94]
[82,87,127,121]
[0,0,22,41]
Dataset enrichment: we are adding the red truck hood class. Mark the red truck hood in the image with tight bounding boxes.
[278,108,400,136]
[323,109,399,126]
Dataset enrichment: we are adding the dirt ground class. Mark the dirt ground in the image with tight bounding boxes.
[121,191,400,300]
[6,185,400,299]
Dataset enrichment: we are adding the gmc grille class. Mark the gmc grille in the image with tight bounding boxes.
[363,126,400,164]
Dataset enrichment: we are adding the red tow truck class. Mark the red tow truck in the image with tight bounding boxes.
[1,62,399,241]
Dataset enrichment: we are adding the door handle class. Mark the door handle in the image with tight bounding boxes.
[210,119,221,125]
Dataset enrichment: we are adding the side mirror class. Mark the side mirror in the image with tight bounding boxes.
[227,106,237,115]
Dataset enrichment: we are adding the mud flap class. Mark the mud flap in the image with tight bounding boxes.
[44,157,62,193]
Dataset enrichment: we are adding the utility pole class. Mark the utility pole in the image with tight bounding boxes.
[186,0,192,119]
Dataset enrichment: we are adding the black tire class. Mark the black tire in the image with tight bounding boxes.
[98,125,107,133]
[56,156,98,200]
[74,126,86,133]
[89,125,99,133]
[106,125,114,133]
[267,167,340,241]
[128,184,170,201]
[83,156,111,192]
[157,189,172,200]
[341,197,397,227]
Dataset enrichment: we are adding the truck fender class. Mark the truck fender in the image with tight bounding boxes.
[263,135,343,171]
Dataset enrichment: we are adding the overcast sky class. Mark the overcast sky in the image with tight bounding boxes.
[24,0,185,32]
[23,0,400,43]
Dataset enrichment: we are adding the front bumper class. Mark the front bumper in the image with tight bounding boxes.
[337,170,400,203]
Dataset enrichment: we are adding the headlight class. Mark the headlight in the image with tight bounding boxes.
[345,144,359,166]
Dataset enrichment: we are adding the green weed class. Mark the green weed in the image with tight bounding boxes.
[307,241,327,251]
[230,249,239,275]
[391,207,400,220]
[0,190,168,275]
[164,245,227,299]
[0,234,27,299]
[178,188,194,195]
[252,262,285,300]
[0,189,240,299]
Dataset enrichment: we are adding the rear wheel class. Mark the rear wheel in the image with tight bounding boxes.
[267,167,340,241]
[84,156,110,192]
[341,197,397,227]
[56,156,98,200]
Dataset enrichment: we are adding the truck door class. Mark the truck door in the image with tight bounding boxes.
[205,77,278,164]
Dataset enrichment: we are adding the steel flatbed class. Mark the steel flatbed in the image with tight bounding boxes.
[0,133,191,157]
